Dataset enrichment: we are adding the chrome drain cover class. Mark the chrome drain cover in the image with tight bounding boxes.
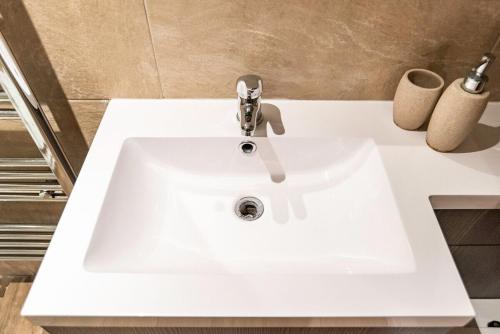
[239,140,257,154]
[235,197,264,221]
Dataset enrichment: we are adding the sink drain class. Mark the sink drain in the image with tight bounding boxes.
[235,197,264,221]
[239,141,257,154]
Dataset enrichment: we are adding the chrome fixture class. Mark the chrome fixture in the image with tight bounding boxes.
[236,74,263,136]
[0,158,67,201]
[462,52,495,94]
[0,31,76,194]
[234,196,264,221]
[0,91,17,119]
[0,224,56,260]
[238,140,257,154]
[0,223,55,295]
[462,35,499,94]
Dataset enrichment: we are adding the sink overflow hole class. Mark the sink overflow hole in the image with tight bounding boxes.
[235,197,264,221]
[239,141,257,154]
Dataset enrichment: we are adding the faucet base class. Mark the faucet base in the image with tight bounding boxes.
[235,110,264,125]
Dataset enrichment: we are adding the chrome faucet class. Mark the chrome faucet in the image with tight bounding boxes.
[236,74,263,136]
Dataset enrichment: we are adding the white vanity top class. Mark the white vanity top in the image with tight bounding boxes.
[22,99,500,328]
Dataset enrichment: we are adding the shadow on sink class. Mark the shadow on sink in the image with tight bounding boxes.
[254,103,286,137]
[253,103,287,184]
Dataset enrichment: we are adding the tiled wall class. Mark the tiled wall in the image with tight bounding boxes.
[0,0,499,169]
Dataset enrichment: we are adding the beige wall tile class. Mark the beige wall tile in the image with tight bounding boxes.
[0,100,107,172]
[0,1,153,172]
[70,100,108,146]
[145,0,500,100]
[0,0,162,99]
[0,1,497,175]
[0,120,41,158]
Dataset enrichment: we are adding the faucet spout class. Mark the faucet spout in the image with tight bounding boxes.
[236,75,263,136]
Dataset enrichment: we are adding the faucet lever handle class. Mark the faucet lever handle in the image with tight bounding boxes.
[236,75,263,99]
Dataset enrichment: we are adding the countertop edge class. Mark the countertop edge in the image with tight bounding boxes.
[26,315,474,328]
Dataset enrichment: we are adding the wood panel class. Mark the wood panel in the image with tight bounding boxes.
[0,201,64,225]
[43,327,481,334]
[0,261,40,276]
[435,210,500,245]
[450,246,500,298]
[0,283,47,333]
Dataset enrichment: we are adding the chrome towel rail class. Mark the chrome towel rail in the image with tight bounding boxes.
[0,91,13,108]
[0,171,57,181]
[0,109,17,119]
[0,32,65,277]
[0,31,75,194]
[0,234,52,240]
[0,224,56,232]
[0,249,45,256]
[0,195,66,202]
[0,241,49,248]
[0,91,17,119]
[0,190,66,201]
[0,158,67,200]
[0,224,55,261]
[0,183,62,192]
[0,257,43,262]
[0,158,64,199]
[0,158,49,169]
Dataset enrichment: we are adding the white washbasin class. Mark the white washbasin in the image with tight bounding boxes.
[85,137,414,275]
[23,99,496,327]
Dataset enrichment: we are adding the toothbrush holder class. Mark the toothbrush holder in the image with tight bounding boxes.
[393,69,445,130]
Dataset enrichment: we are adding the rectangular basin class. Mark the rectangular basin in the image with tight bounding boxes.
[85,137,414,275]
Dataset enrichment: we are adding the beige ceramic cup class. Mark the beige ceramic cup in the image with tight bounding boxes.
[393,69,444,130]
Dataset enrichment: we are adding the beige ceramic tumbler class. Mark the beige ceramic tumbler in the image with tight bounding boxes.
[393,69,444,130]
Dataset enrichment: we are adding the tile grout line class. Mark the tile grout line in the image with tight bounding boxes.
[67,99,109,102]
[142,0,165,99]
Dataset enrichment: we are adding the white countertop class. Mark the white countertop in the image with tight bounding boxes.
[22,100,500,327]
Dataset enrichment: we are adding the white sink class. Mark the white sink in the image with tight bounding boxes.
[23,99,496,327]
[85,137,414,275]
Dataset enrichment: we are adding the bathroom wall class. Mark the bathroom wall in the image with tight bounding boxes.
[0,0,499,169]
